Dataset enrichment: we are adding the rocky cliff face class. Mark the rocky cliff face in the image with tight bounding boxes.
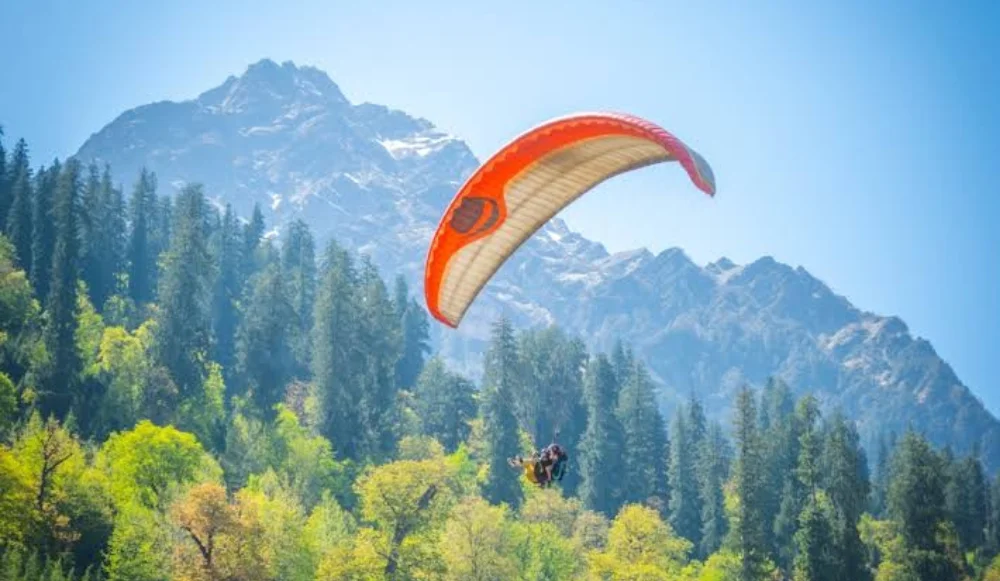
[75,58,1000,470]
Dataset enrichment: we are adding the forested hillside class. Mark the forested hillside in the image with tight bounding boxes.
[74,58,1000,473]
[1,127,1000,580]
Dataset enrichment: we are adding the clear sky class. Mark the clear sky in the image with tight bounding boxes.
[2,0,998,413]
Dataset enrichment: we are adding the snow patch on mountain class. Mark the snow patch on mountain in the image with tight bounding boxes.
[379,132,458,159]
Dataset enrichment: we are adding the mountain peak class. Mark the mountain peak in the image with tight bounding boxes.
[197,57,348,114]
[653,247,696,270]
[709,257,737,271]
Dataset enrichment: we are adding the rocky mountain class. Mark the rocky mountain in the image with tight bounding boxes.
[74,58,1000,471]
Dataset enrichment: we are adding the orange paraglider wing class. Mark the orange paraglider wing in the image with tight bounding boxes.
[424,112,716,328]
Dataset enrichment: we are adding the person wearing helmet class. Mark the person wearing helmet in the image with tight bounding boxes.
[539,443,568,487]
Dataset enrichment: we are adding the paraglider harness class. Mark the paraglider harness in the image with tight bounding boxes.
[507,440,568,488]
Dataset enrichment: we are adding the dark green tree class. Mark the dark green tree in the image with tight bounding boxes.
[821,412,871,581]
[945,453,987,552]
[686,393,708,537]
[760,377,796,556]
[0,127,8,227]
[5,139,33,272]
[609,339,633,398]
[772,391,806,571]
[786,395,835,581]
[79,163,102,304]
[241,202,265,284]
[988,475,1000,554]
[311,240,361,460]
[149,193,173,292]
[698,422,730,558]
[393,275,430,392]
[616,359,666,507]
[30,162,58,302]
[235,262,295,419]
[281,218,316,378]
[39,161,83,419]
[154,184,214,399]
[791,495,837,581]
[210,204,241,379]
[412,356,477,452]
[669,407,702,546]
[870,431,896,517]
[515,326,585,447]
[355,256,402,461]
[96,165,126,309]
[888,430,964,581]
[126,169,157,304]
[578,353,626,517]
[78,163,122,310]
[889,431,949,550]
[730,386,769,580]
[515,327,589,495]
[480,315,524,508]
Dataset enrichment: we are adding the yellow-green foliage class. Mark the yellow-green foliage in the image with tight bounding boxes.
[587,503,694,580]
[97,420,221,510]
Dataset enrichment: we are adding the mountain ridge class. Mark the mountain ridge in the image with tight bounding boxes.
[74,58,1000,472]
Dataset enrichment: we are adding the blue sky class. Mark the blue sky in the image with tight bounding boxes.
[2,0,998,414]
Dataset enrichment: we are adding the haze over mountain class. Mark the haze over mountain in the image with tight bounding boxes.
[75,58,1000,471]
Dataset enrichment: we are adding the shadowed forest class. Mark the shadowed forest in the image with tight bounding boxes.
[1,129,1000,581]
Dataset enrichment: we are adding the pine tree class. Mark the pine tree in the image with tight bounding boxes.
[669,407,702,546]
[515,326,585,448]
[686,393,708,538]
[0,127,9,227]
[760,377,796,556]
[210,204,241,379]
[616,360,666,506]
[79,163,102,304]
[784,394,835,581]
[154,184,214,400]
[988,476,1000,554]
[311,239,362,460]
[791,495,837,581]
[76,163,121,309]
[698,422,730,558]
[946,453,988,552]
[235,262,295,419]
[392,275,430,393]
[412,356,477,452]
[281,219,316,378]
[40,160,83,419]
[30,162,59,302]
[480,315,524,508]
[731,386,769,580]
[97,165,126,308]
[773,413,805,571]
[355,256,402,461]
[241,202,265,284]
[578,353,626,517]
[610,339,634,389]
[871,431,896,517]
[888,431,964,581]
[5,139,33,272]
[889,431,949,550]
[515,329,589,496]
[652,397,671,513]
[150,194,173,293]
[126,168,156,304]
[821,412,871,581]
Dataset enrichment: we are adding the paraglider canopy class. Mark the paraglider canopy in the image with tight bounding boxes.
[424,112,716,328]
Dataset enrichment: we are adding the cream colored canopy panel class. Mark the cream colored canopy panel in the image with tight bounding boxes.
[437,135,674,326]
